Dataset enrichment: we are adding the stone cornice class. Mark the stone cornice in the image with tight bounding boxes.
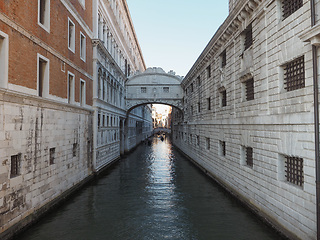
[93,39,126,80]
[299,23,320,46]
[183,0,263,85]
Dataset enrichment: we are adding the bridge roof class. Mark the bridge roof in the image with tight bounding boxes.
[127,67,183,85]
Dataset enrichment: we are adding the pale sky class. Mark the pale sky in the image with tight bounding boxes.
[126,0,229,77]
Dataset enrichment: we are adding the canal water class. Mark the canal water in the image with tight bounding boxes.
[15,137,285,240]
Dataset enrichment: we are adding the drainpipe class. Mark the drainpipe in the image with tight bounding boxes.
[310,0,320,239]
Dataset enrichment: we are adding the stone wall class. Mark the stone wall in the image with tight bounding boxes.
[0,89,93,238]
[173,0,319,239]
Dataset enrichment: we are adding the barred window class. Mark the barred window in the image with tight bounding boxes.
[206,138,210,150]
[207,97,211,110]
[141,87,147,93]
[11,154,21,178]
[221,90,227,107]
[221,50,226,68]
[163,87,169,93]
[243,24,253,51]
[285,156,304,186]
[220,141,226,156]
[50,147,55,165]
[73,143,77,157]
[284,56,305,92]
[246,147,253,167]
[246,78,254,101]
[282,0,303,19]
[207,65,211,78]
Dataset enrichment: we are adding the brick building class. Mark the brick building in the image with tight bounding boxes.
[172,0,320,239]
[0,0,94,238]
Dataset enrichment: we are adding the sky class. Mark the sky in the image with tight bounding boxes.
[126,0,229,77]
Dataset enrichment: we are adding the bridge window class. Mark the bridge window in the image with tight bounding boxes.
[10,153,21,178]
[282,0,303,19]
[283,56,305,92]
[163,87,169,93]
[141,87,146,93]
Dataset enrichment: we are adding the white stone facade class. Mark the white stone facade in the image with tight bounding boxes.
[92,0,153,171]
[172,0,320,239]
[0,90,93,236]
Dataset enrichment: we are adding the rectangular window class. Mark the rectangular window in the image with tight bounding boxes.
[243,24,253,51]
[141,87,147,93]
[197,76,201,86]
[245,78,254,101]
[221,90,227,107]
[0,31,9,88]
[38,54,49,97]
[68,72,75,103]
[206,138,210,150]
[68,18,75,52]
[38,0,50,32]
[163,87,169,93]
[49,147,55,165]
[285,156,304,186]
[11,154,21,178]
[198,102,201,113]
[246,147,253,167]
[207,97,211,110]
[80,79,86,106]
[221,50,226,68]
[282,0,303,19]
[191,83,194,92]
[284,56,305,92]
[73,143,77,157]
[196,135,200,146]
[220,141,226,156]
[207,65,211,78]
[98,113,101,127]
[80,32,86,61]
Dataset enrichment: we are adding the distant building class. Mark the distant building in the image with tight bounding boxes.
[92,0,152,171]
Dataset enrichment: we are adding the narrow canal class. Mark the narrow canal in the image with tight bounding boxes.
[15,137,285,240]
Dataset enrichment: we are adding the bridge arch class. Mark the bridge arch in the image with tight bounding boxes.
[126,67,184,112]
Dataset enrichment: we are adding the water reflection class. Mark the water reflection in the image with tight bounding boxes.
[15,137,285,240]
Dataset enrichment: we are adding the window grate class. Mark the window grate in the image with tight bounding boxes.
[163,87,169,93]
[222,90,227,107]
[221,50,226,68]
[11,154,21,178]
[246,147,253,167]
[285,156,304,186]
[282,0,303,19]
[220,141,226,156]
[284,56,305,92]
[141,87,146,93]
[50,148,55,165]
[246,78,254,101]
[244,24,252,51]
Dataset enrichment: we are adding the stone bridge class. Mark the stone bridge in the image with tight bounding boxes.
[126,68,184,112]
